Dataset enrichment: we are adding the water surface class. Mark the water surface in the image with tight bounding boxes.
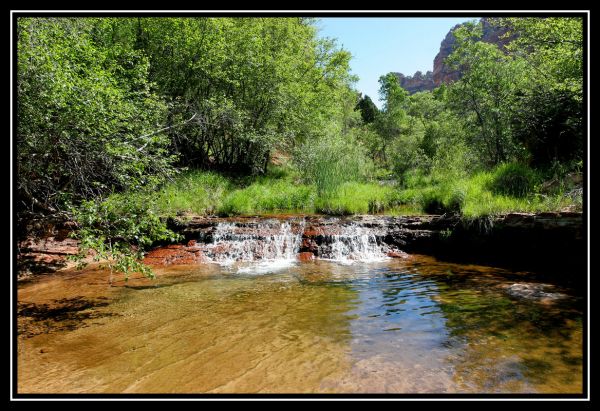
[17,255,583,394]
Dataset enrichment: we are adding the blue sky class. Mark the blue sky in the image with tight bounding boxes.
[316,17,476,108]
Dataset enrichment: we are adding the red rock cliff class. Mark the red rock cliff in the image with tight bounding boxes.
[432,18,512,86]
[395,18,512,94]
[393,70,435,94]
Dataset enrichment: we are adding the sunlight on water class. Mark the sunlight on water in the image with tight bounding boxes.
[17,255,584,394]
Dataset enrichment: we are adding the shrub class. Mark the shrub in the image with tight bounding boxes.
[69,194,181,283]
[293,135,373,197]
[489,163,538,198]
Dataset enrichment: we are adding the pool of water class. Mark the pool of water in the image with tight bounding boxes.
[17,255,584,394]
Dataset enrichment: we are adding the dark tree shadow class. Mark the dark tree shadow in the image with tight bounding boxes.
[17,296,119,338]
[18,254,68,274]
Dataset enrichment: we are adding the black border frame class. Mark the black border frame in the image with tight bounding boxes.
[10,9,590,401]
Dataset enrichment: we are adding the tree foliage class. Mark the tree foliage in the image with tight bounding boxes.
[499,17,584,167]
[125,17,357,174]
[16,16,360,279]
[17,18,175,219]
[355,94,379,124]
[377,17,584,185]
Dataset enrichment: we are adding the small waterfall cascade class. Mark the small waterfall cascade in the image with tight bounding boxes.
[317,223,390,263]
[165,217,397,272]
[204,220,304,266]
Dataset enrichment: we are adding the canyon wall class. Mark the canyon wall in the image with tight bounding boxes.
[396,18,512,94]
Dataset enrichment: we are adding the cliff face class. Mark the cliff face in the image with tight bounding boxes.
[432,18,512,86]
[396,18,512,94]
[393,71,435,94]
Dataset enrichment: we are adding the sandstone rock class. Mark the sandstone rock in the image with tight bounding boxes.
[433,18,512,86]
[297,252,315,262]
[387,250,410,259]
[144,244,208,266]
[393,70,435,94]
[504,283,569,303]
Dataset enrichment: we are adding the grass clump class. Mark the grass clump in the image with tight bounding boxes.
[218,180,315,216]
[489,163,539,198]
[388,163,579,218]
[315,182,395,215]
[153,170,231,215]
[294,135,373,197]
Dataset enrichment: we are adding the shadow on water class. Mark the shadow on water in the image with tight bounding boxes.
[318,256,585,393]
[411,262,584,393]
[18,296,119,338]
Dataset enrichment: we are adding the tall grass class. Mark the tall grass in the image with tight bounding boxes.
[489,163,539,198]
[389,165,580,217]
[111,162,579,219]
[294,135,373,197]
[218,180,315,216]
[152,170,231,215]
[315,182,395,215]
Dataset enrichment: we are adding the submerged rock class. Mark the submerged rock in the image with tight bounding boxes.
[504,283,569,303]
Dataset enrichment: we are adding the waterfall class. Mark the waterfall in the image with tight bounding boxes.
[191,218,392,273]
[204,220,304,272]
[318,223,389,263]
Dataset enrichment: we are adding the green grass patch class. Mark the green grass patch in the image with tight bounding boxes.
[218,179,315,216]
[152,170,231,215]
[389,165,580,218]
[109,162,580,219]
[315,182,396,215]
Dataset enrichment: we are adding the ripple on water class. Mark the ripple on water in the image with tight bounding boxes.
[17,255,584,394]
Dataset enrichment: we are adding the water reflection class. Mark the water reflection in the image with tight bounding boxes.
[18,255,583,394]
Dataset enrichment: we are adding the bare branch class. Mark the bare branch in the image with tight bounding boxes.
[136,113,198,152]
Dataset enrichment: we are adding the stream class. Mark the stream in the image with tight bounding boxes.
[17,219,584,394]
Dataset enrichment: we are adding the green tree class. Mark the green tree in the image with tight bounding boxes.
[17,17,175,219]
[373,73,410,165]
[445,21,529,166]
[125,17,358,174]
[498,17,584,167]
[355,94,379,124]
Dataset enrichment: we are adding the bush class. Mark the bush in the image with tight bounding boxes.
[420,189,461,215]
[489,163,538,198]
[69,194,181,282]
[17,18,175,217]
[294,135,373,197]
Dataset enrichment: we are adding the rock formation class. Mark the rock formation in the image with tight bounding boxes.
[393,71,435,94]
[395,18,513,94]
[432,18,512,86]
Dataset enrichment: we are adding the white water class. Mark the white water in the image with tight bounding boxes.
[320,223,389,264]
[205,220,304,273]
[201,220,390,273]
